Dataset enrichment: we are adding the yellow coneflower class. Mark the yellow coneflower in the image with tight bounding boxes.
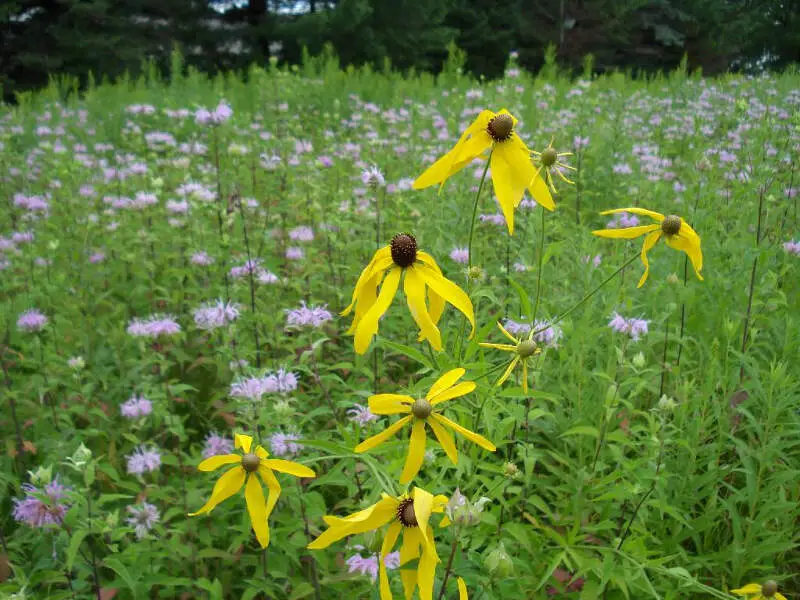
[342,233,475,354]
[355,368,496,483]
[732,580,786,600]
[308,487,450,600]
[591,208,703,287]
[189,433,315,548]
[412,109,554,235]
[479,321,542,393]
[531,139,576,193]
[458,578,469,599]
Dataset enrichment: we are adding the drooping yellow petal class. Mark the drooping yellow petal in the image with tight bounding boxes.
[479,342,517,352]
[341,247,391,316]
[188,466,246,516]
[400,420,428,484]
[354,266,402,354]
[637,231,662,288]
[664,223,704,281]
[405,265,442,350]
[731,584,763,595]
[599,207,665,222]
[429,381,475,405]
[417,540,438,600]
[428,416,458,464]
[263,459,315,479]
[347,256,395,333]
[399,527,421,599]
[528,157,555,211]
[415,253,446,340]
[417,264,475,339]
[592,224,661,239]
[368,394,414,415]
[775,594,787,600]
[411,487,435,552]
[258,464,282,519]
[255,445,269,459]
[379,522,403,600]
[244,473,270,548]
[489,142,532,235]
[354,415,413,453]
[458,577,469,600]
[197,454,242,472]
[432,414,496,452]
[307,496,398,549]
[426,368,465,401]
[496,356,520,386]
[235,434,253,453]
[497,321,518,343]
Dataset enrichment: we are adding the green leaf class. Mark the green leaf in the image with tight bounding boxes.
[104,557,140,599]
[509,277,532,317]
[379,339,432,370]
[66,529,89,571]
[561,426,600,439]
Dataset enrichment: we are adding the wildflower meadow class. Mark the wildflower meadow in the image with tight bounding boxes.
[1,50,799,599]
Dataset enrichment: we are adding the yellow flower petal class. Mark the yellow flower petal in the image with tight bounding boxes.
[379,522,403,600]
[255,445,269,459]
[244,473,270,548]
[664,222,704,281]
[428,416,458,464]
[775,594,787,600]
[354,415,413,453]
[263,459,315,479]
[592,223,661,239]
[637,231,662,288]
[458,577,469,600]
[426,368,465,401]
[197,453,241,472]
[528,161,555,211]
[405,265,442,350]
[346,256,395,333]
[479,342,517,352]
[399,527,421,599]
[400,420,428,484]
[417,541,438,600]
[188,466,246,516]
[599,207,665,221]
[235,434,253,453]
[432,414,496,452]
[411,488,435,551]
[489,142,532,235]
[417,264,475,339]
[308,496,399,550]
[522,360,529,395]
[368,394,414,415]
[258,465,282,519]
[496,356,520,386]
[354,266,401,354]
[429,381,476,405]
[341,247,389,316]
[497,321,518,343]
[732,584,763,595]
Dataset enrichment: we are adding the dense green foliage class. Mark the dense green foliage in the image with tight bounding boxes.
[2,0,799,101]
[0,53,799,599]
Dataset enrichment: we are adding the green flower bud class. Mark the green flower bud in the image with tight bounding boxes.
[503,462,520,479]
[484,543,513,577]
[632,352,646,369]
[28,465,53,486]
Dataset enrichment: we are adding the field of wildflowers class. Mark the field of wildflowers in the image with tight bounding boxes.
[1,50,799,599]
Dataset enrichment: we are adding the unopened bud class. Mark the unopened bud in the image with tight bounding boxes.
[632,352,646,369]
[484,543,513,576]
[503,462,520,479]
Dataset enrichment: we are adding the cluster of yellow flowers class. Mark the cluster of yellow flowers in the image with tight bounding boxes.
[188,108,707,599]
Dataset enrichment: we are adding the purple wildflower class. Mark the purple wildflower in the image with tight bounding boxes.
[449,247,469,264]
[269,432,303,457]
[203,433,234,458]
[286,247,305,260]
[120,394,153,419]
[347,404,378,425]
[230,376,274,402]
[126,447,162,475]
[286,302,333,328]
[13,479,71,527]
[608,312,650,341]
[345,549,401,581]
[193,300,241,330]
[272,369,298,393]
[127,315,181,338]
[17,309,48,332]
[191,251,214,266]
[361,165,386,188]
[289,226,314,242]
[783,241,800,256]
[126,502,160,539]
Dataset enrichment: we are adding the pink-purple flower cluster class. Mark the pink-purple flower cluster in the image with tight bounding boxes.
[126,502,160,539]
[605,212,640,228]
[193,300,241,330]
[230,369,299,401]
[127,315,181,338]
[13,479,71,527]
[502,319,563,347]
[17,309,48,332]
[783,240,800,256]
[345,548,401,581]
[608,313,649,340]
[449,247,469,264]
[269,432,303,457]
[126,447,162,474]
[286,302,333,328]
[347,404,378,425]
[289,226,314,242]
[195,101,233,125]
[120,394,153,419]
[202,433,234,458]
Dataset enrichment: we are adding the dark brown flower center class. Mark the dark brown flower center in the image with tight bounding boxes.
[241,453,261,473]
[487,113,514,143]
[541,147,558,167]
[661,215,682,236]
[397,498,418,527]
[390,233,417,268]
[762,581,778,598]
[411,398,432,419]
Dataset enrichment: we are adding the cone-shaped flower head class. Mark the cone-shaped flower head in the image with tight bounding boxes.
[732,580,786,600]
[592,208,703,287]
[342,234,475,354]
[479,321,544,393]
[189,433,315,548]
[413,109,554,235]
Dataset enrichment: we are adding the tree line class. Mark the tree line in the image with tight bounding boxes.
[1,0,798,100]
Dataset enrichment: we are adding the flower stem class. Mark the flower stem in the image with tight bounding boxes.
[530,207,546,327]
[467,151,492,271]
[535,251,639,336]
[436,535,460,600]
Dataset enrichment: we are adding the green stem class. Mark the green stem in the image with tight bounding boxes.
[467,151,493,271]
[534,251,639,336]
[530,207,546,327]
